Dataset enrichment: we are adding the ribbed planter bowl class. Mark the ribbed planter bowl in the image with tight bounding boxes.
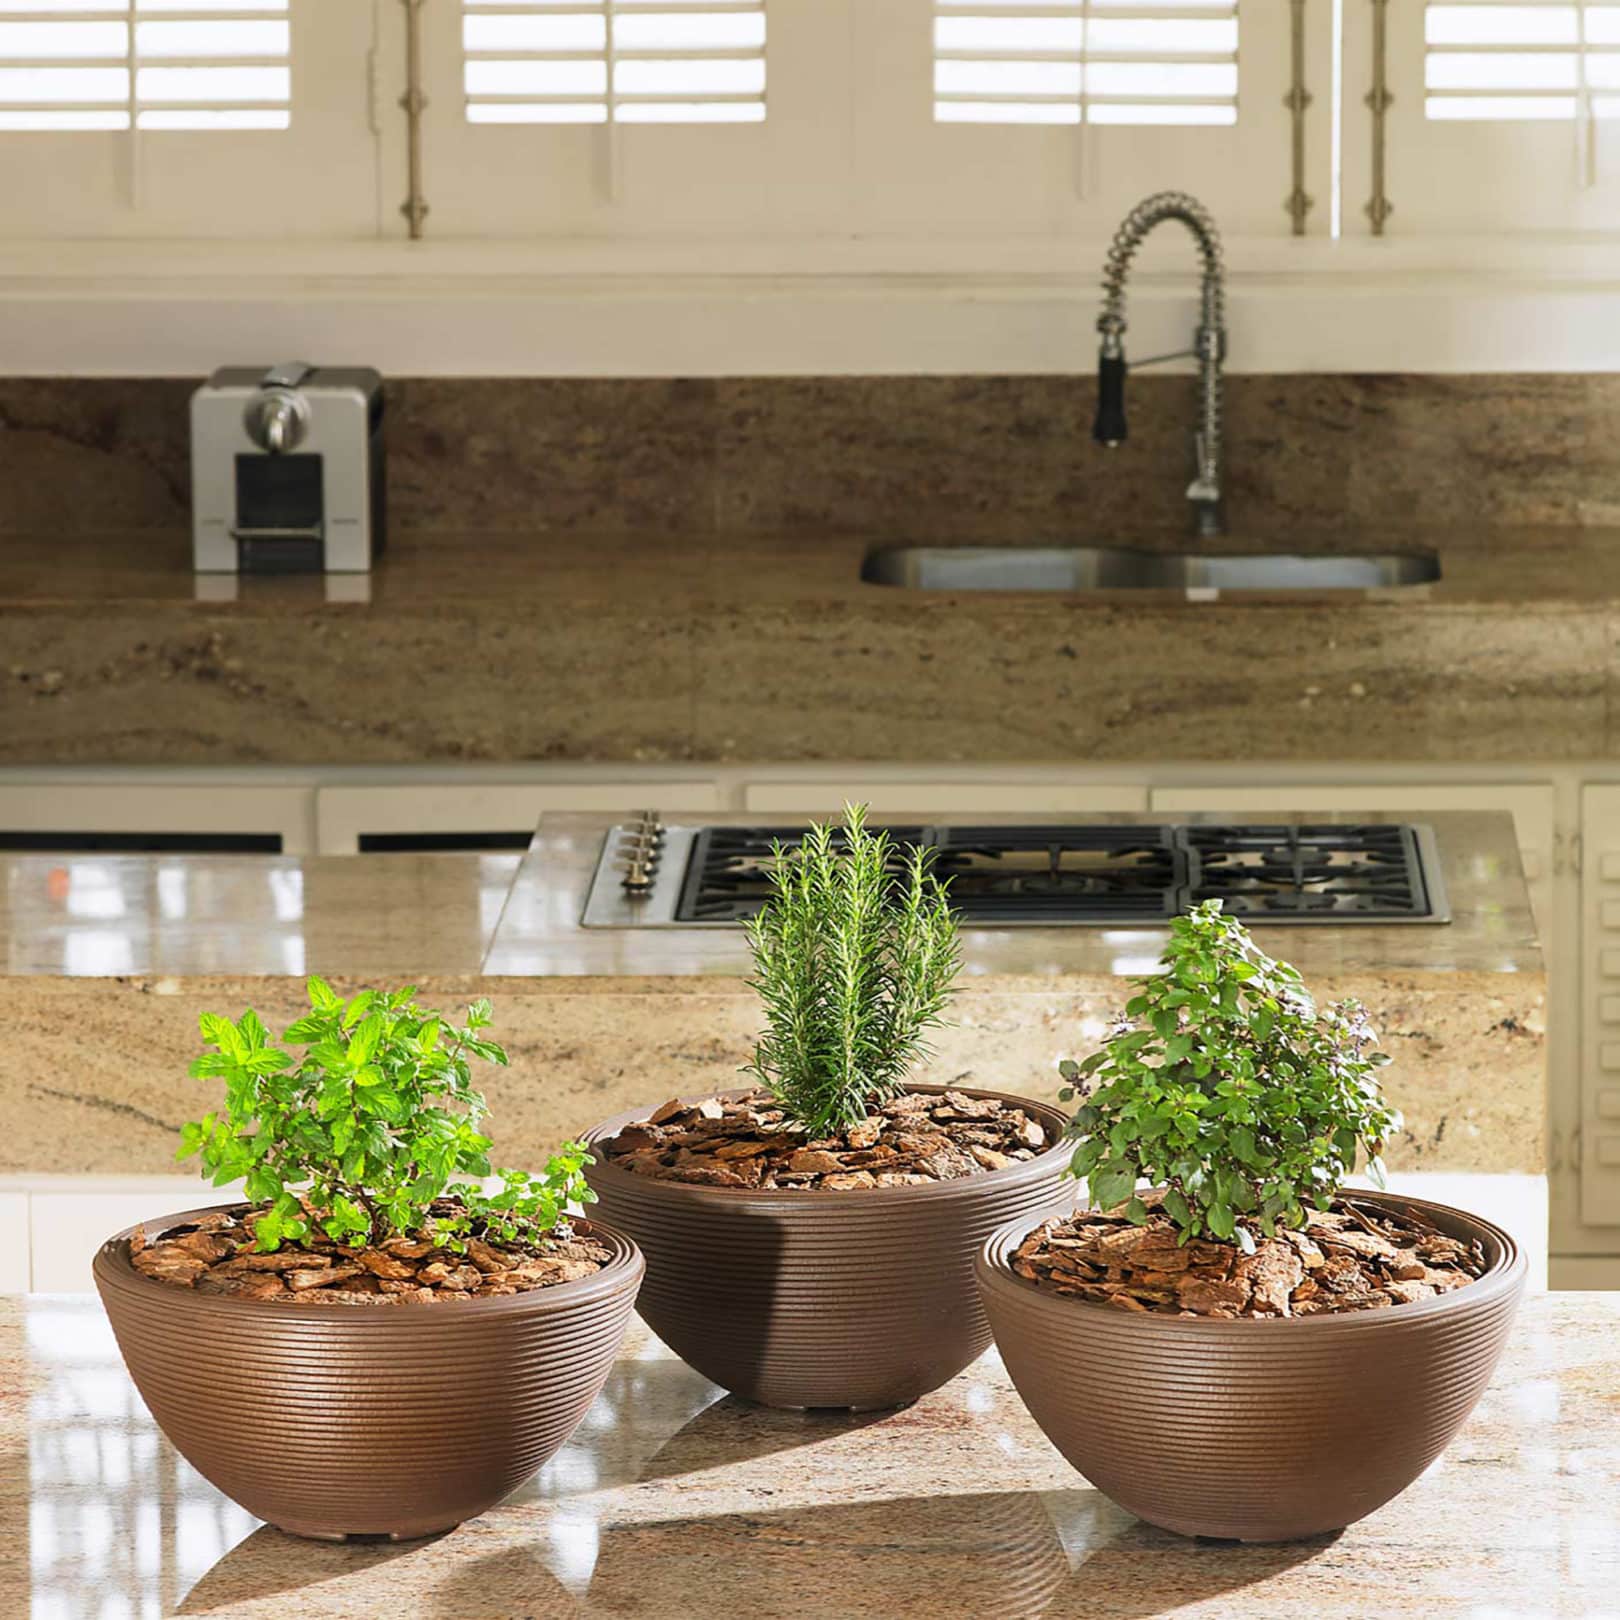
[977,1190,1526,1543]
[94,1205,644,1541]
[582,1085,1072,1411]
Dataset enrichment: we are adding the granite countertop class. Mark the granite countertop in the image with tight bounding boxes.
[2,529,1615,765]
[6,1287,1614,1618]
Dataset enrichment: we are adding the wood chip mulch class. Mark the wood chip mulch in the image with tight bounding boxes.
[129,1200,612,1305]
[600,1088,1051,1190]
[1014,1193,1490,1318]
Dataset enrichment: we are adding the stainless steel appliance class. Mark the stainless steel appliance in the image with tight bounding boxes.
[582,814,1450,929]
[190,362,385,574]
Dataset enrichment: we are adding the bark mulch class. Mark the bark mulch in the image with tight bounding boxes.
[1014,1193,1489,1318]
[600,1088,1051,1190]
[130,1200,611,1304]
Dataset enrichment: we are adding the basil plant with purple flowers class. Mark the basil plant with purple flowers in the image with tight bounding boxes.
[1058,899,1402,1254]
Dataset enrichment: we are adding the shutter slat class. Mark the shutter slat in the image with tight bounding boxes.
[462,0,766,124]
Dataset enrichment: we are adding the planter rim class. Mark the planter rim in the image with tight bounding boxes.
[583,1081,1073,1208]
[978,1188,1526,1334]
[94,1202,644,1321]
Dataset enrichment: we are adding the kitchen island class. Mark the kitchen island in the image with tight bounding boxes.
[0,810,1543,1185]
[2,1288,1611,1618]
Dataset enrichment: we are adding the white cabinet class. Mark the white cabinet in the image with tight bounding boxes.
[0,781,316,854]
[314,780,726,854]
[9,1177,242,1292]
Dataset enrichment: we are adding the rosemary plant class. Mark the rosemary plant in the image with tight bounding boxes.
[743,804,961,1136]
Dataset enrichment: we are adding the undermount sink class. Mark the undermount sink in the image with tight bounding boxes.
[860,546,1442,594]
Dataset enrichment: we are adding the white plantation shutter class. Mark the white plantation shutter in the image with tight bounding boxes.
[1424,1,1620,121]
[0,0,379,237]
[462,0,766,125]
[423,0,834,236]
[932,0,1239,127]
[1341,0,1620,233]
[0,0,290,131]
[853,0,1304,237]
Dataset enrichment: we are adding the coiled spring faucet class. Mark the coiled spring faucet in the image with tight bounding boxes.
[1093,191,1227,539]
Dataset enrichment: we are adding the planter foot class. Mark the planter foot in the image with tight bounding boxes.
[273,1525,460,1544]
[794,1399,918,1416]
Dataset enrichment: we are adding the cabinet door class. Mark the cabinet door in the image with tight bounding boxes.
[741,781,1149,814]
[1149,783,1556,936]
[315,781,725,854]
[1580,787,1620,1226]
[0,1194,29,1291]
[0,783,316,854]
[29,1181,241,1293]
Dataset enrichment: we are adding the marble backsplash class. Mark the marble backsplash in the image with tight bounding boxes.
[3,373,1616,541]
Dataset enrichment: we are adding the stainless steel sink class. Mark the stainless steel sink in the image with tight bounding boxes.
[860,546,1441,593]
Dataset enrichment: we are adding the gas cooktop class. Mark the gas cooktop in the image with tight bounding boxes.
[580,817,1450,929]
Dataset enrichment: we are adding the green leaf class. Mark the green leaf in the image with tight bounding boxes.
[346,1013,384,1067]
[244,1165,283,1202]
[1205,1202,1236,1240]
[307,974,339,1011]
[199,1012,247,1061]
[342,990,378,1031]
[1088,1161,1136,1213]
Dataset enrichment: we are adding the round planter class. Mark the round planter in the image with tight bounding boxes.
[582,1084,1073,1411]
[977,1190,1527,1543]
[94,1204,644,1541]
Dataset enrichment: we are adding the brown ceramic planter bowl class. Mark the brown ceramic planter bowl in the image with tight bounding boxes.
[582,1084,1072,1411]
[94,1204,643,1542]
[977,1190,1526,1543]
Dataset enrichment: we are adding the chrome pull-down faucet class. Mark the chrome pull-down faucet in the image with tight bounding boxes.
[1092,191,1228,540]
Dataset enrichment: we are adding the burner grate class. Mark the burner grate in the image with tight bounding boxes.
[1184,824,1432,920]
[654,821,1444,928]
[677,823,1186,925]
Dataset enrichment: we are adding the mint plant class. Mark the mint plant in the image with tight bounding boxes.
[179,978,593,1252]
[744,804,961,1136]
[1059,900,1400,1253]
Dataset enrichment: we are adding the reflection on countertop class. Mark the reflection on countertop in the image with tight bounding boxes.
[0,852,519,979]
[7,1263,1612,1620]
[0,811,1540,983]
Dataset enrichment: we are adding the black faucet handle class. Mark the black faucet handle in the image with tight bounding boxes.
[1093,350,1128,447]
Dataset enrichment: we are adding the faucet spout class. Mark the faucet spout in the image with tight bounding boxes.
[1093,191,1227,539]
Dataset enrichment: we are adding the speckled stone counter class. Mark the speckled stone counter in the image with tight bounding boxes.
[3,1288,1613,1619]
[2,526,1616,764]
[0,810,1546,1176]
